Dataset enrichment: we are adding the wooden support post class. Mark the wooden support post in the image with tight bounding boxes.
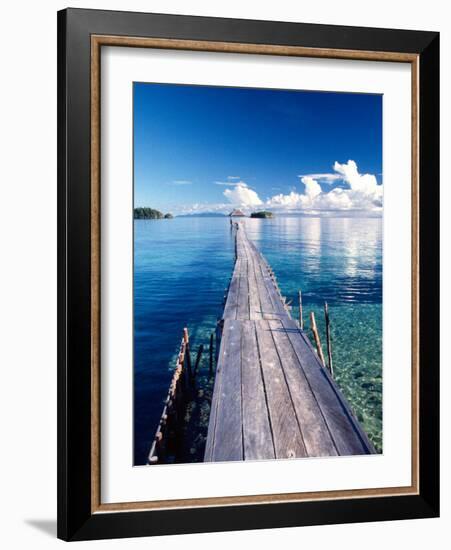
[215,320,223,363]
[209,332,214,376]
[193,344,204,379]
[324,302,334,377]
[183,328,192,383]
[298,290,304,329]
[179,341,188,390]
[310,311,326,367]
[155,430,166,462]
[174,369,183,416]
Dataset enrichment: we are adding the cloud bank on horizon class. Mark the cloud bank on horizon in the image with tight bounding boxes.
[177,160,382,217]
[266,160,382,214]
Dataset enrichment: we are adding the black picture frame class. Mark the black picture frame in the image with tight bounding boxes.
[57,7,439,541]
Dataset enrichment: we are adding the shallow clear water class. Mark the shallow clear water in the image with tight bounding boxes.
[134,216,382,464]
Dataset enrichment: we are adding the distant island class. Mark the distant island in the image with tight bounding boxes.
[177,212,227,218]
[134,208,275,219]
[250,211,274,219]
[134,207,173,220]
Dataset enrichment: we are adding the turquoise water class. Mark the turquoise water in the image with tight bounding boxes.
[134,216,382,464]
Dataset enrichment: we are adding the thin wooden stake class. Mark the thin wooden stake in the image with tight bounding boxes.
[324,302,334,377]
[193,344,204,379]
[183,328,192,383]
[310,311,326,367]
[215,320,223,363]
[209,332,214,376]
[299,290,304,329]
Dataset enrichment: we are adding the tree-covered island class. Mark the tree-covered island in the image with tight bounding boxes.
[134,207,173,220]
[250,211,274,219]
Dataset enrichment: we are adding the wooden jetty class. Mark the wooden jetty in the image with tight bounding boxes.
[204,222,375,462]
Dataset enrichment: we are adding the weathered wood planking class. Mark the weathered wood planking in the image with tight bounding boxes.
[268,318,338,457]
[205,222,376,462]
[204,319,243,462]
[241,321,275,460]
[256,319,307,458]
[223,259,241,320]
[237,256,250,320]
[281,316,375,455]
[248,254,263,321]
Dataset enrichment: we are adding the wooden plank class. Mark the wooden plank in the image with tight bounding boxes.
[248,256,263,320]
[253,258,279,320]
[256,256,286,318]
[241,321,275,460]
[204,323,231,461]
[207,319,243,461]
[239,231,250,261]
[267,319,338,457]
[258,261,287,319]
[281,317,375,455]
[237,258,250,320]
[223,259,241,320]
[236,227,247,258]
[243,236,271,321]
[255,320,307,459]
[245,240,287,319]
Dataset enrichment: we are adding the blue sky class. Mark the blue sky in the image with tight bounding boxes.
[134,83,382,216]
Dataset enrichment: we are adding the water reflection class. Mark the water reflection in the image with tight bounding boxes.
[246,216,382,305]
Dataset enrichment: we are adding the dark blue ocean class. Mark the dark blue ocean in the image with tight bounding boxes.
[134,216,383,465]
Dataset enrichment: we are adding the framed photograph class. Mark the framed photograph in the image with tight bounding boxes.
[57,8,439,541]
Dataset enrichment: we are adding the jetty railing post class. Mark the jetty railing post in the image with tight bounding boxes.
[298,290,304,329]
[179,339,187,390]
[209,332,214,376]
[183,328,193,384]
[193,344,204,379]
[324,302,334,377]
[310,311,326,367]
[215,320,223,364]
[148,326,203,465]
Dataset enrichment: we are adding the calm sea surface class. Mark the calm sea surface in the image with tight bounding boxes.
[134,216,383,465]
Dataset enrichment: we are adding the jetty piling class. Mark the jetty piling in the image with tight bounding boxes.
[215,320,223,364]
[183,328,193,383]
[324,302,334,377]
[193,344,204,380]
[209,333,214,376]
[310,311,326,367]
[147,326,214,464]
[148,332,189,464]
[298,290,304,329]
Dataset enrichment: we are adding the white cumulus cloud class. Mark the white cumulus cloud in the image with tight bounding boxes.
[266,160,382,214]
[179,160,381,216]
[303,176,322,199]
[223,182,263,207]
[297,172,341,184]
